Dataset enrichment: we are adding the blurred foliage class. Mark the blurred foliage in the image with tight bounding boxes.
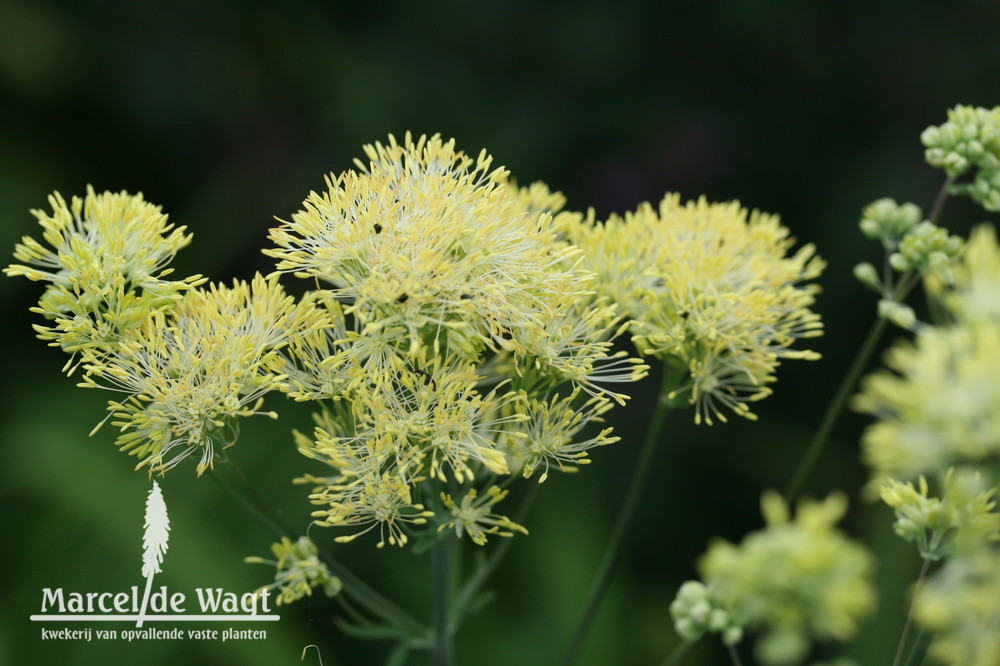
[2,1,999,664]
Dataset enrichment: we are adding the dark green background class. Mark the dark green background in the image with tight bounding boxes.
[1,1,997,664]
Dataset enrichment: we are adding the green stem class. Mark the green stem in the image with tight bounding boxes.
[432,536,457,666]
[893,557,932,666]
[453,481,540,623]
[659,640,697,666]
[727,644,745,666]
[561,366,680,665]
[784,315,888,501]
[927,175,954,226]
[901,629,930,666]
[209,460,427,639]
[785,175,953,501]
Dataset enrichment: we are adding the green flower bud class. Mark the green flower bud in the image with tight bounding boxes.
[853,262,881,290]
[922,105,1000,179]
[858,198,923,247]
[877,299,916,329]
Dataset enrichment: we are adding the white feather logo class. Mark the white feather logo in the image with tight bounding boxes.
[137,481,170,627]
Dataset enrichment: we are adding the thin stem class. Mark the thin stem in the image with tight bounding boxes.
[784,315,888,501]
[209,460,427,639]
[561,366,680,665]
[785,176,953,501]
[659,640,697,666]
[432,536,457,666]
[893,557,932,666]
[453,481,540,623]
[727,644,745,666]
[927,175,954,226]
[901,629,930,666]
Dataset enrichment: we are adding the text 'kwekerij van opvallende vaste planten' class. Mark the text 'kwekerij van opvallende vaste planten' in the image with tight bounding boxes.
[9,106,1000,666]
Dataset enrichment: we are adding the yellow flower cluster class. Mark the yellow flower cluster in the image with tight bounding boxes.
[271,133,646,547]
[567,195,824,424]
[4,186,203,368]
[880,471,999,560]
[673,492,875,666]
[913,549,1000,666]
[857,226,1000,485]
[245,536,341,606]
[82,275,323,474]
[856,217,1000,663]
[6,188,321,475]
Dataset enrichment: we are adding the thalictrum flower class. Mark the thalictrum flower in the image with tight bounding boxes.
[245,536,341,605]
[81,274,322,475]
[568,194,824,424]
[5,186,203,366]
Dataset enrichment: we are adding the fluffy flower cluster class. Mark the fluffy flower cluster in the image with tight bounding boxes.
[854,155,1000,662]
[81,274,322,474]
[4,186,203,368]
[6,188,322,475]
[566,194,824,424]
[271,133,645,548]
[856,225,1000,486]
[245,536,341,605]
[914,549,1000,666]
[880,471,999,560]
[671,492,875,666]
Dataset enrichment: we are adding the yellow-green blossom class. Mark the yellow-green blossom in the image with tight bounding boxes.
[499,390,619,483]
[306,464,435,549]
[674,492,875,666]
[265,132,587,361]
[855,324,1000,485]
[928,224,1000,325]
[81,274,320,475]
[880,470,1000,559]
[267,135,643,549]
[245,536,341,605]
[568,194,824,424]
[914,549,1000,666]
[438,485,527,546]
[5,186,203,365]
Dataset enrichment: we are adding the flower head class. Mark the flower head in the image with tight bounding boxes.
[569,194,824,424]
[245,536,341,605]
[914,549,1000,666]
[81,274,321,475]
[265,133,586,360]
[922,105,1000,211]
[880,470,1000,559]
[674,492,875,666]
[855,324,1000,486]
[438,485,527,546]
[499,390,618,483]
[5,186,202,365]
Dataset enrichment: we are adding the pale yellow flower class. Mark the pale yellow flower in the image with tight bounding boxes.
[682,492,875,665]
[81,274,321,475]
[499,390,619,483]
[855,324,1000,485]
[245,536,341,605]
[914,549,1000,666]
[5,186,202,365]
[266,132,586,361]
[439,485,527,545]
[568,194,824,424]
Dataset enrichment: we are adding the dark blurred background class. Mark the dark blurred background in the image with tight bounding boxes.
[1,1,997,664]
